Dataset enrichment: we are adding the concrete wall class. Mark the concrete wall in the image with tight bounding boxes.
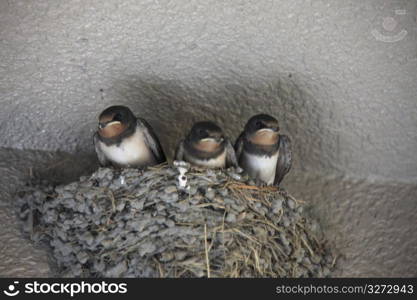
[0,0,416,276]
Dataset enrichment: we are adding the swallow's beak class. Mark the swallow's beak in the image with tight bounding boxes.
[99,120,121,129]
[201,136,224,143]
[257,128,275,133]
[200,137,216,142]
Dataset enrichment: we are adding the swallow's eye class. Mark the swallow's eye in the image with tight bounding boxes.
[198,129,205,136]
[255,121,263,128]
[113,113,122,121]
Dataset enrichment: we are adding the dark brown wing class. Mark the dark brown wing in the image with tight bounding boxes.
[274,134,292,186]
[234,131,245,160]
[225,139,239,168]
[174,139,185,161]
[93,132,110,167]
[137,118,166,164]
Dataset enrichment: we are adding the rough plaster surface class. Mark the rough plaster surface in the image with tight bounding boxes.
[288,171,417,277]
[0,0,416,276]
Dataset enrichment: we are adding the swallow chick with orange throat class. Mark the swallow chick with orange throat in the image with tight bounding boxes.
[94,105,166,168]
[175,121,239,169]
[235,114,292,186]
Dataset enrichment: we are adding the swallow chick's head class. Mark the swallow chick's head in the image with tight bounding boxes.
[187,121,225,152]
[244,114,280,145]
[97,105,136,139]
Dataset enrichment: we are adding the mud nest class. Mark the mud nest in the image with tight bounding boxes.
[16,164,335,278]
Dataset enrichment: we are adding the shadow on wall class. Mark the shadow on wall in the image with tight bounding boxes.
[108,74,343,174]
[2,75,417,277]
[3,72,347,198]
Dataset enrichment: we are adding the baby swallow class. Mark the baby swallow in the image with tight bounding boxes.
[93,105,166,168]
[175,121,238,169]
[235,114,292,186]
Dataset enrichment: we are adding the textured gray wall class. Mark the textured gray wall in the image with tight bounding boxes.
[0,0,416,276]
